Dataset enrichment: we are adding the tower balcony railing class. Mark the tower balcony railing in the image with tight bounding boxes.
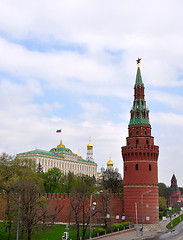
[122,145,159,151]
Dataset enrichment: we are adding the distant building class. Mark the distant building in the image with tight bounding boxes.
[17,138,97,178]
[169,174,183,206]
[97,157,121,179]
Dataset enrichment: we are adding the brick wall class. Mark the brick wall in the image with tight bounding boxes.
[0,193,124,224]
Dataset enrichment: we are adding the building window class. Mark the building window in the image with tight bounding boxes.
[149,164,151,171]
[136,131,139,136]
[146,140,148,145]
[136,140,139,147]
[135,164,138,171]
[145,131,146,136]
[143,111,146,118]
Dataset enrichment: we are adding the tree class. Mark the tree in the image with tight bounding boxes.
[100,168,123,193]
[70,177,97,240]
[0,153,18,240]
[15,163,47,240]
[97,190,111,228]
[43,167,64,193]
[158,182,169,198]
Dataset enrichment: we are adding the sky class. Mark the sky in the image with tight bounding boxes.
[0,0,183,186]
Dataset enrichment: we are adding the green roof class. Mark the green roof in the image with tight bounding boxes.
[129,99,150,126]
[77,157,95,164]
[129,66,150,126]
[17,149,62,158]
[17,148,96,165]
[135,66,144,87]
[50,147,74,154]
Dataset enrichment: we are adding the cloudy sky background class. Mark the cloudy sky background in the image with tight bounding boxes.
[0,0,183,185]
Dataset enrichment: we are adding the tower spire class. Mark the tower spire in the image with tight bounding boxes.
[129,61,150,126]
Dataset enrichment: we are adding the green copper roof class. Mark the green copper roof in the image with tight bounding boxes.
[17,148,96,164]
[135,67,144,87]
[17,149,62,158]
[50,147,74,154]
[129,66,150,126]
[129,99,150,126]
[171,174,176,181]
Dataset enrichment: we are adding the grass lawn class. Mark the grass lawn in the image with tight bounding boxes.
[166,214,183,229]
[0,222,132,239]
[0,222,91,240]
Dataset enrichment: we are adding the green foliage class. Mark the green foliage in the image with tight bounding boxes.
[0,154,53,240]
[159,197,167,212]
[158,182,169,199]
[42,169,96,194]
[166,214,183,229]
[109,222,132,232]
[43,167,64,193]
[100,168,123,193]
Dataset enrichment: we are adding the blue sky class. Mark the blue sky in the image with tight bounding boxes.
[1,0,183,185]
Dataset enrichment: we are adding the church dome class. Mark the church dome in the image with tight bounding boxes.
[107,157,113,167]
[87,137,93,147]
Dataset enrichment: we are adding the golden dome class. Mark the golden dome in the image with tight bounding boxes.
[98,171,101,175]
[78,150,82,158]
[87,137,93,147]
[57,140,65,148]
[107,157,113,167]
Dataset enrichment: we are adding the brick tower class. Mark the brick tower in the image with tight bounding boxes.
[169,174,181,206]
[122,59,159,224]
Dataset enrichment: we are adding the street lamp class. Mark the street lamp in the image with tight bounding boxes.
[89,190,103,240]
[89,194,96,240]
[177,200,181,221]
[141,190,151,235]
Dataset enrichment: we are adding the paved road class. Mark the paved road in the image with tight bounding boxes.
[147,220,183,240]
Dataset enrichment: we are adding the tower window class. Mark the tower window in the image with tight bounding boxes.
[125,165,127,171]
[135,164,138,171]
[145,131,146,136]
[136,140,139,146]
[149,164,151,171]
[136,131,139,136]
[146,140,148,145]
[136,111,139,118]
[143,111,146,118]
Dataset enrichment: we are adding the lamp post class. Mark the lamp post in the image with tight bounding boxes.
[89,193,93,240]
[89,194,97,240]
[16,194,21,240]
[177,200,181,221]
[141,190,151,235]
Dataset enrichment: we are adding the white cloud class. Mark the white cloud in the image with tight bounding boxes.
[0,0,183,185]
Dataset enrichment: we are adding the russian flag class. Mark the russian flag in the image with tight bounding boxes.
[56,129,61,133]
